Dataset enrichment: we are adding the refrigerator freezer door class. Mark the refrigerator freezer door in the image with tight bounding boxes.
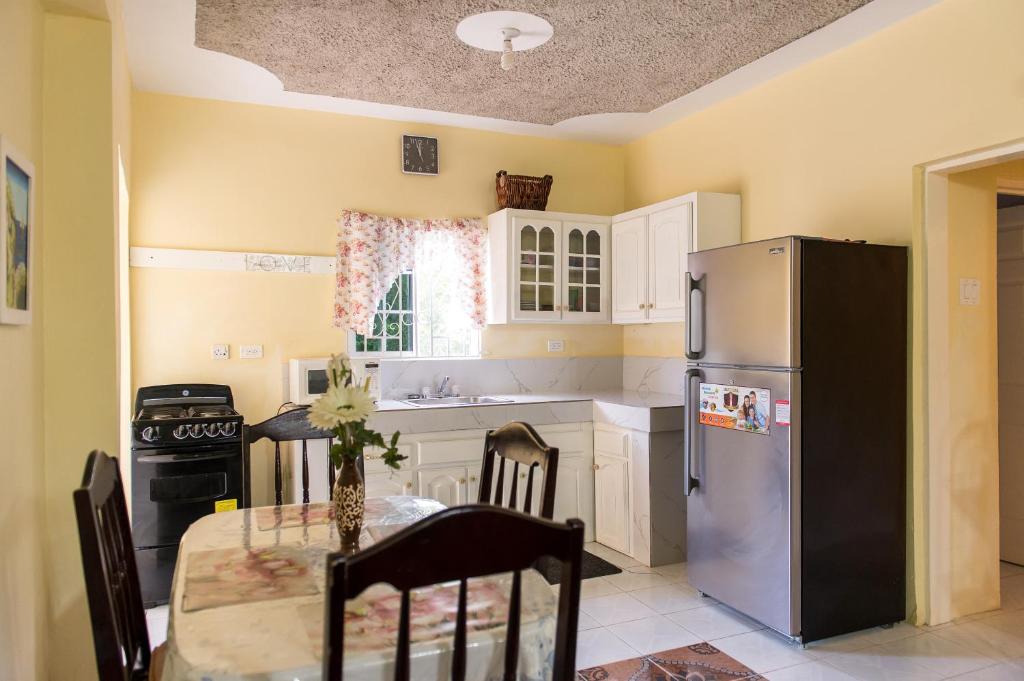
[686,237,799,368]
[685,365,800,637]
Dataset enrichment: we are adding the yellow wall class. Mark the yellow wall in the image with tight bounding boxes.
[130,92,625,503]
[0,1,48,678]
[945,160,1024,617]
[42,15,122,681]
[621,0,1024,621]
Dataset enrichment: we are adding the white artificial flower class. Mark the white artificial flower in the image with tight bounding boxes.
[308,383,375,430]
[326,353,351,389]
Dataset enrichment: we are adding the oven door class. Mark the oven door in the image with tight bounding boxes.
[131,444,244,548]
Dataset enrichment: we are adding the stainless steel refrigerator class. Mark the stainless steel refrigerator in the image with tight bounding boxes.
[683,236,907,644]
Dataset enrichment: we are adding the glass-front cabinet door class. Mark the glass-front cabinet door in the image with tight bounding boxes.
[562,222,610,322]
[513,217,562,321]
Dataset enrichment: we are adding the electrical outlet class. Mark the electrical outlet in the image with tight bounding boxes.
[547,339,565,353]
[211,344,230,360]
[239,344,264,359]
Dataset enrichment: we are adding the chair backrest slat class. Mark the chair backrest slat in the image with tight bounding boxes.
[245,407,363,506]
[323,505,583,681]
[301,439,311,504]
[74,450,152,681]
[328,437,336,500]
[523,468,535,517]
[503,569,522,680]
[479,422,559,519]
[452,578,468,681]
[395,589,411,681]
[274,441,283,506]
[493,456,506,506]
[508,461,520,509]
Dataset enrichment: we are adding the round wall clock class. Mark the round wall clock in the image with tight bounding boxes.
[402,135,439,175]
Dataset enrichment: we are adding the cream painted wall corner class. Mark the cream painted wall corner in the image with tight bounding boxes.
[0,1,48,679]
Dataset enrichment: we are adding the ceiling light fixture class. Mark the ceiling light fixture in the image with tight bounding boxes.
[456,11,553,73]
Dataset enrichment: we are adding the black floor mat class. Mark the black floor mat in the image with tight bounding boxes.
[536,550,622,585]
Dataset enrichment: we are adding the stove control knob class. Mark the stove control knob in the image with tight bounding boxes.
[204,423,220,437]
[141,426,158,442]
[221,422,237,437]
[173,425,189,440]
[190,424,204,439]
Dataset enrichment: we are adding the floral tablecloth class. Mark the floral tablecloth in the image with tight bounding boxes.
[162,496,558,681]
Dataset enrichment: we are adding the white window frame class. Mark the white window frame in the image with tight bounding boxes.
[349,269,482,359]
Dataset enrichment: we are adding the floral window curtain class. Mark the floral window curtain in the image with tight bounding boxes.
[333,210,487,333]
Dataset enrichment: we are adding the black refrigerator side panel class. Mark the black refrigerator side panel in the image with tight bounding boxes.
[799,240,908,642]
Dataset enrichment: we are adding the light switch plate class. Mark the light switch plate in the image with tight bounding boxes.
[239,344,264,359]
[959,278,980,306]
[211,344,230,360]
[547,339,565,352]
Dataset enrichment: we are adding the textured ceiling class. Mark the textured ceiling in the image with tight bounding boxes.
[195,1,871,126]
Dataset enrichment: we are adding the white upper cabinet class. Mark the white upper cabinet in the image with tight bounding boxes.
[611,216,648,323]
[487,209,611,324]
[648,205,691,320]
[612,192,740,324]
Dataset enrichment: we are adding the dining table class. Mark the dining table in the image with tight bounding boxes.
[160,495,560,681]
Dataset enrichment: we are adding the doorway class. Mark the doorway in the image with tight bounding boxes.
[998,191,1024,568]
[920,145,1024,625]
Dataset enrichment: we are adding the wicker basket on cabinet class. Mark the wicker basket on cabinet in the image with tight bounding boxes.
[495,170,553,210]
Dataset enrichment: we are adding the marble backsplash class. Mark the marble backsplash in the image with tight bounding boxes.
[367,355,686,399]
[622,356,687,395]
[376,356,624,399]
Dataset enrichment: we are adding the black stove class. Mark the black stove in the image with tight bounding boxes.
[131,384,248,606]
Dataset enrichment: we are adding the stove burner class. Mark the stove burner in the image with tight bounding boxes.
[139,406,188,420]
[188,405,236,418]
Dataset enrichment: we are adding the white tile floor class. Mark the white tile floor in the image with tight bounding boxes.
[574,543,1024,680]
[144,545,1024,680]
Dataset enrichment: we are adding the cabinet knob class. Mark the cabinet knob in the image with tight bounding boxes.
[470,475,477,482]
[520,472,526,479]
[404,482,413,489]
[459,478,467,484]
[592,463,600,471]
[638,304,644,310]
[649,303,655,309]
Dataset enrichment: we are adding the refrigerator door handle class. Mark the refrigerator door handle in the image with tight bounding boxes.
[685,272,706,359]
[684,368,701,495]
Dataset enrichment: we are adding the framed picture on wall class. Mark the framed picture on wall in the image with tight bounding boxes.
[1,136,35,325]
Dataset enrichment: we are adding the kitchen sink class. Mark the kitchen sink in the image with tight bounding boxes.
[401,396,514,407]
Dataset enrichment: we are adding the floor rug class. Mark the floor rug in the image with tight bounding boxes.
[536,551,622,585]
[578,643,764,681]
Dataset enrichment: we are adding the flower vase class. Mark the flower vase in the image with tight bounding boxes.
[333,456,365,553]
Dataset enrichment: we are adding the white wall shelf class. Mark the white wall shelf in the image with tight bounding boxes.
[129,246,335,275]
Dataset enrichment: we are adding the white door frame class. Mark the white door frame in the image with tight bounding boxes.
[919,137,1024,625]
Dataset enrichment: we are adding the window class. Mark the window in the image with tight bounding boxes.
[351,268,481,358]
[353,272,415,354]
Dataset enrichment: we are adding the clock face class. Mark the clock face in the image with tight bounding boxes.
[402,135,438,175]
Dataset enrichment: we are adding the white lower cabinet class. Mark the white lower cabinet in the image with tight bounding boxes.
[372,422,595,541]
[364,470,414,498]
[593,424,633,555]
[418,466,471,507]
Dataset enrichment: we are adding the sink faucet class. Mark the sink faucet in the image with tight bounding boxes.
[437,375,452,397]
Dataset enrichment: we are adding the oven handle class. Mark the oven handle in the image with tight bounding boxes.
[166,491,228,505]
[136,451,238,464]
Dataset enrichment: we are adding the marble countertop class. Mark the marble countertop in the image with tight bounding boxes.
[368,390,684,435]
[375,389,683,412]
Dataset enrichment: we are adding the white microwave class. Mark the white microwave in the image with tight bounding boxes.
[288,358,379,404]
[289,358,331,405]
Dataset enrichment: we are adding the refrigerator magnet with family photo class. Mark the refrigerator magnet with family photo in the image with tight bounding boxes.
[698,383,771,435]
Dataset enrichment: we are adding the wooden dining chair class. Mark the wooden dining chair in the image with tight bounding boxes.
[244,406,363,505]
[74,450,165,681]
[479,421,559,519]
[323,504,584,681]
